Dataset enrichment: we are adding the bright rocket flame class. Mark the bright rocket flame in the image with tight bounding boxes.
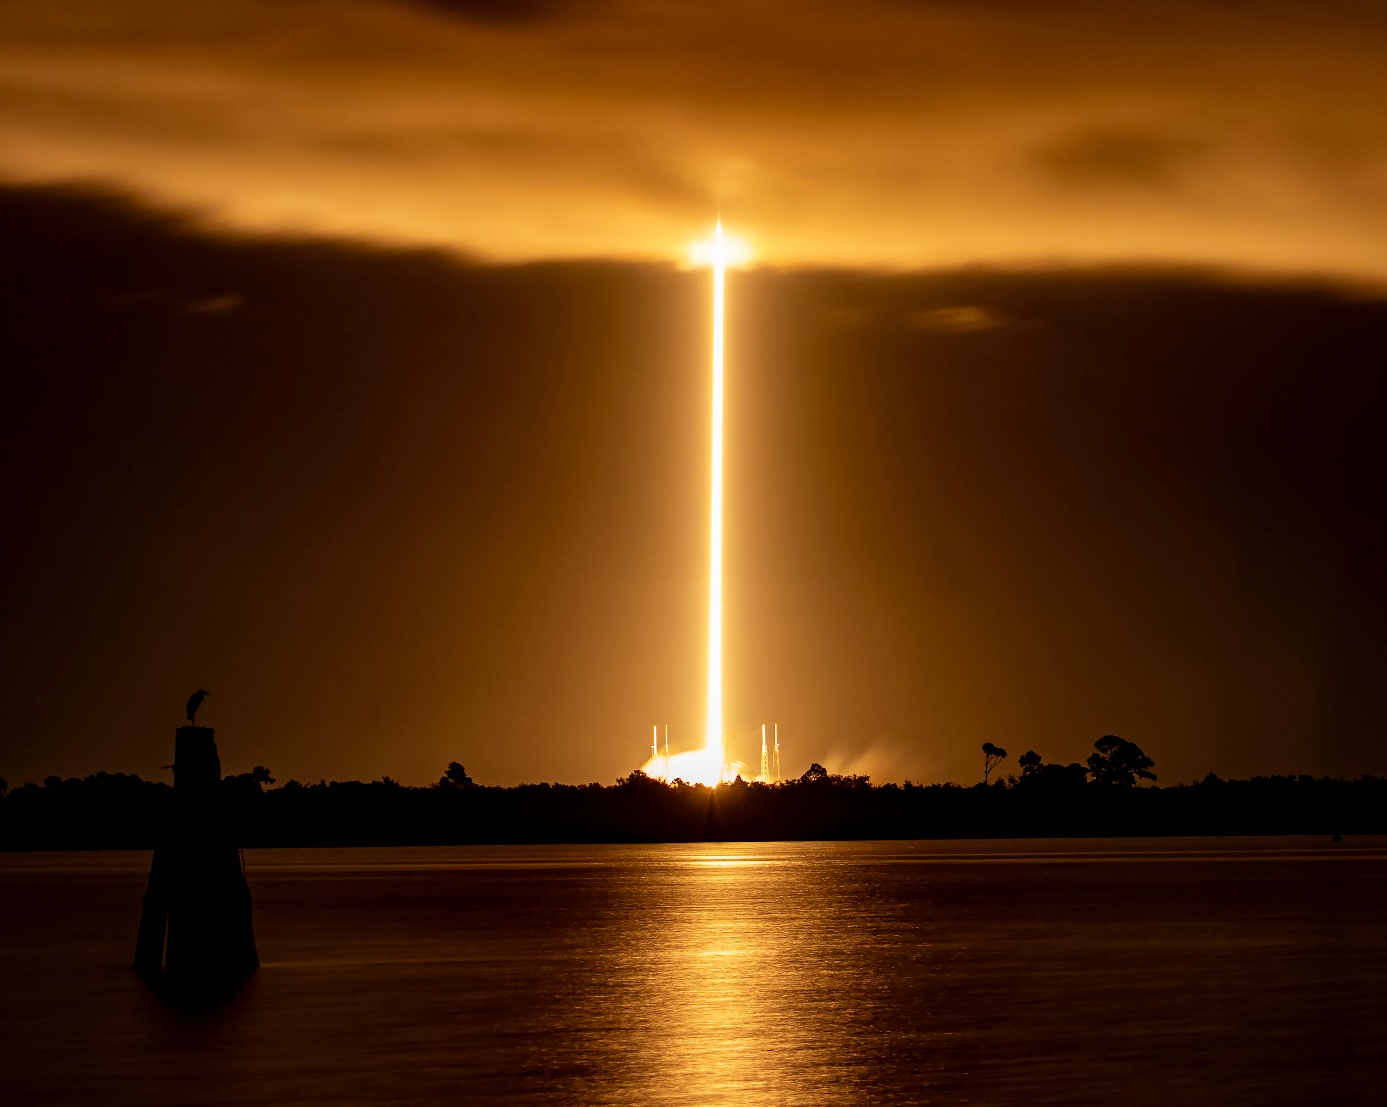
[642,747,750,787]
[649,747,724,786]
[687,228,751,269]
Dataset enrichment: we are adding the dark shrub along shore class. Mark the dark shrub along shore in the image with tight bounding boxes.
[3,740,1384,849]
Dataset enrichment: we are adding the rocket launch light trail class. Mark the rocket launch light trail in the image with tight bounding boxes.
[642,223,748,787]
[705,221,726,779]
[693,223,749,784]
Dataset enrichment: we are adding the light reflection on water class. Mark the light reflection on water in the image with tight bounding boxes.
[626,848,836,1105]
[2,839,1385,1105]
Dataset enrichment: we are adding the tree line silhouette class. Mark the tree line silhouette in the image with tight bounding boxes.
[1,737,1383,849]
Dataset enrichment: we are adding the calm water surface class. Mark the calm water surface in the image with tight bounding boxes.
[2,838,1385,1105]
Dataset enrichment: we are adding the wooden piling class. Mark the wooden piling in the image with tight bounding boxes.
[134,727,258,995]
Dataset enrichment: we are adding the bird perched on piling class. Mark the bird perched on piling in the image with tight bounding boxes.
[186,689,211,725]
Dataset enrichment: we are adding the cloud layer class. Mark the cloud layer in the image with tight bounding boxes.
[2,1,1386,274]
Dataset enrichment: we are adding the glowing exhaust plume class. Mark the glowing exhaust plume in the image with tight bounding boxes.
[640,223,748,788]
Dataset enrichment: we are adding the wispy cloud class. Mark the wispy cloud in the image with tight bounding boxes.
[909,305,1012,334]
[1034,127,1205,192]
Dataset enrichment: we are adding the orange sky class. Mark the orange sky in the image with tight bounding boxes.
[3,0,1387,276]
[2,3,1385,790]
[2,186,1383,787]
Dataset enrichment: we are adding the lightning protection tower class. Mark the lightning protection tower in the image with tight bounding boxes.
[760,724,769,782]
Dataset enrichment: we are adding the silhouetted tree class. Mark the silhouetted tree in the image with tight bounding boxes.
[981,743,1008,783]
[1017,760,1089,795]
[437,762,474,789]
[0,775,6,796]
[616,769,669,790]
[1017,750,1042,777]
[224,766,274,804]
[1086,735,1156,786]
[11,751,1387,850]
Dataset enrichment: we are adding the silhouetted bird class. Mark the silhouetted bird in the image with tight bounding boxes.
[186,689,211,725]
